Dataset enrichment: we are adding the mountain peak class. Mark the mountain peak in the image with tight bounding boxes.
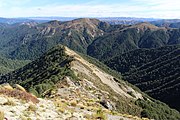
[62,18,104,28]
[72,18,100,24]
[47,20,61,26]
[130,22,163,31]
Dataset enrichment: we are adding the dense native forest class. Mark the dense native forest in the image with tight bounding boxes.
[103,45,180,111]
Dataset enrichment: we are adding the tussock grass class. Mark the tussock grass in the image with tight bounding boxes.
[0,88,39,103]
[0,111,4,120]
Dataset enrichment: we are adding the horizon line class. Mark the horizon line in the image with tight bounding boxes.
[0,16,170,20]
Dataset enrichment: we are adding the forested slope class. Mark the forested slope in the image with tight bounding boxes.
[104,45,180,111]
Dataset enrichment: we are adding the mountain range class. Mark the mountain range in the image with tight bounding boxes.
[2,17,180,28]
[0,18,107,60]
[88,22,180,60]
[0,17,158,25]
[0,18,180,120]
[1,18,180,60]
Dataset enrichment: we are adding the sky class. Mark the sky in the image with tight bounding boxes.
[0,0,180,19]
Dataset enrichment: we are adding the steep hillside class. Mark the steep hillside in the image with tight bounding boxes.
[0,45,180,120]
[0,23,39,53]
[87,23,180,60]
[124,47,180,111]
[104,45,180,111]
[0,18,107,60]
[104,45,180,74]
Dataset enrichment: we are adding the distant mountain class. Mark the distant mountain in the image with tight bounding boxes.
[87,22,180,60]
[0,23,9,28]
[0,17,160,25]
[168,22,180,28]
[99,17,159,25]
[0,18,107,60]
[151,19,180,28]
[28,17,77,21]
[0,17,47,24]
[27,17,160,25]
[0,45,180,120]
[0,17,26,24]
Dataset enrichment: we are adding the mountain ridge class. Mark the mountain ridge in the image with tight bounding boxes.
[0,45,180,119]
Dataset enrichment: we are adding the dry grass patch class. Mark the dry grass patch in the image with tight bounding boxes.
[92,108,107,120]
[0,111,4,120]
[70,100,77,107]
[0,88,39,103]
[27,104,37,112]
[3,98,16,106]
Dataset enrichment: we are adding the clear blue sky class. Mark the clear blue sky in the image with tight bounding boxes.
[0,0,180,18]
